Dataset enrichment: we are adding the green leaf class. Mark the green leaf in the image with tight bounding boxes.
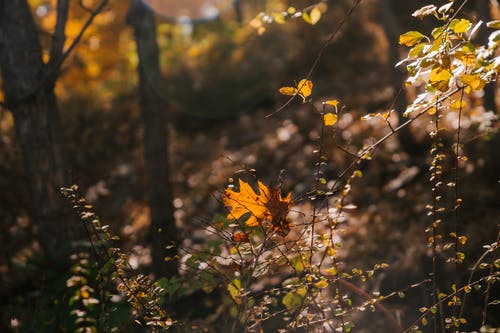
[227,278,242,304]
[409,43,426,57]
[291,256,304,273]
[282,291,304,311]
[432,26,446,39]
[487,20,500,29]
[450,19,470,34]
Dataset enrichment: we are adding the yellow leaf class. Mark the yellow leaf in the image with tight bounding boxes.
[487,20,500,29]
[309,7,321,25]
[279,86,298,96]
[427,107,437,115]
[228,279,242,304]
[450,100,467,110]
[314,279,329,289]
[280,79,313,102]
[460,74,485,90]
[297,287,307,297]
[249,17,262,29]
[324,113,337,126]
[429,67,452,82]
[316,2,328,13]
[325,267,337,275]
[325,99,339,107]
[450,19,470,34]
[296,79,313,100]
[399,31,426,47]
[80,289,90,299]
[282,291,303,311]
[302,11,311,24]
[273,12,286,24]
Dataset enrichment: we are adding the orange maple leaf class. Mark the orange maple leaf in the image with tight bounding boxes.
[223,179,291,233]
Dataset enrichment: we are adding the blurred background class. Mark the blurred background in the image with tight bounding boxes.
[0,0,498,331]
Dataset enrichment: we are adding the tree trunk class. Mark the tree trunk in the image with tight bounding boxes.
[127,0,178,278]
[0,0,80,261]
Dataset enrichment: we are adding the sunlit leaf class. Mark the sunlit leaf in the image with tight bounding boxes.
[325,267,337,275]
[309,7,322,25]
[438,2,453,14]
[279,86,298,96]
[460,74,485,90]
[249,15,263,29]
[450,19,470,34]
[227,279,242,304]
[283,291,304,311]
[273,12,286,24]
[427,107,437,115]
[324,113,337,126]
[325,99,339,107]
[296,79,313,99]
[291,256,304,273]
[432,25,446,39]
[399,31,426,47]
[450,100,467,110]
[412,5,437,19]
[223,179,270,227]
[302,11,311,24]
[314,279,329,289]
[487,20,500,29]
[409,43,427,58]
[222,179,291,233]
[429,67,452,82]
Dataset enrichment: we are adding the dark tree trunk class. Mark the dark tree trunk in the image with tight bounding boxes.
[379,0,426,156]
[0,0,80,261]
[127,0,178,278]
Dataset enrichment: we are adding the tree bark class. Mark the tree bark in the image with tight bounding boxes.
[0,0,81,260]
[127,0,178,278]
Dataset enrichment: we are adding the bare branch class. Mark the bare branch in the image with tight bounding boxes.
[5,0,108,108]
[78,0,94,13]
[48,0,70,69]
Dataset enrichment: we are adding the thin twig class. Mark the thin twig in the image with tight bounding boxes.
[266,0,363,118]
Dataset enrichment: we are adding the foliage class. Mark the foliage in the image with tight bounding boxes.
[1,0,499,332]
[61,186,175,332]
